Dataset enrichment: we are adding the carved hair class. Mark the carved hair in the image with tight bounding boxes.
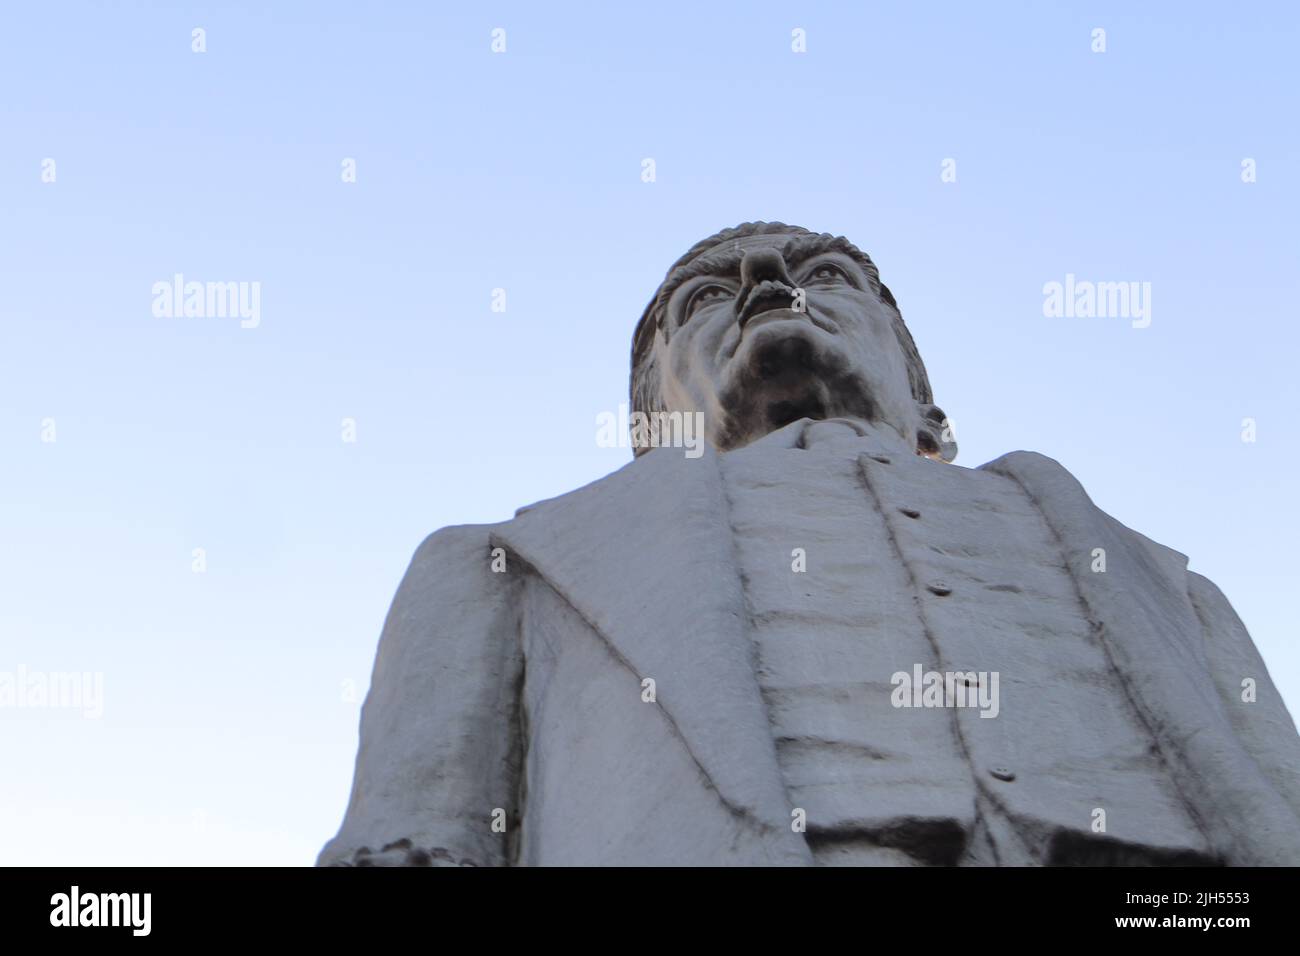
[629,222,934,455]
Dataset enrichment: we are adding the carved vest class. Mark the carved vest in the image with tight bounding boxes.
[721,419,1217,865]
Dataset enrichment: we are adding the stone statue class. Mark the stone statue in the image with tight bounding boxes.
[319,222,1300,866]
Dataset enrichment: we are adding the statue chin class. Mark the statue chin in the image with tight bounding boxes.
[717,320,870,448]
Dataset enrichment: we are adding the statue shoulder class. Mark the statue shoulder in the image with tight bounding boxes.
[408,522,504,570]
[976,448,1073,481]
[978,449,1190,578]
[390,521,519,613]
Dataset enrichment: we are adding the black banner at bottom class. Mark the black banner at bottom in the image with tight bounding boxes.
[0,865,1282,941]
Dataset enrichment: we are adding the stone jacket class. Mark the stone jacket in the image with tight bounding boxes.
[318,423,1300,866]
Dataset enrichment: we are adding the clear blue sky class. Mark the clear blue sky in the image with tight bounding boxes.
[1,2,1296,865]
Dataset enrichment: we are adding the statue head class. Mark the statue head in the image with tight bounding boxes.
[630,222,955,460]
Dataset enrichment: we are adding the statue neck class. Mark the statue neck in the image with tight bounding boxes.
[732,415,919,458]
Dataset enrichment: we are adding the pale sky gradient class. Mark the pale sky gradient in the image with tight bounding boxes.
[1,2,1296,865]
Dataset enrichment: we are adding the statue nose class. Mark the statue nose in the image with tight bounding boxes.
[739,248,795,290]
[736,248,799,327]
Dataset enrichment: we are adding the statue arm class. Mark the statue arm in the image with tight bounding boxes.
[317,524,525,866]
[1187,570,1300,825]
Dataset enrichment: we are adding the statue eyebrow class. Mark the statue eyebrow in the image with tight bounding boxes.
[780,233,866,270]
[653,248,746,318]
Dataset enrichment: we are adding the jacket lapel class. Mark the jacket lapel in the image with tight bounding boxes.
[493,445,811,864]
[983,450,1300,865]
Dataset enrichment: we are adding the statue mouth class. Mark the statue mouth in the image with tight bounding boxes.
[736,317,845,379]
[744,309,807,333]
[737,290,837,339]
[731,309,839,365]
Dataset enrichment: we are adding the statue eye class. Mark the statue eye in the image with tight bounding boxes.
[684,284,732,319]
[808,263,849,283]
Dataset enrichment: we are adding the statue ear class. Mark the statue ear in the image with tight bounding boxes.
[915,403,958,463]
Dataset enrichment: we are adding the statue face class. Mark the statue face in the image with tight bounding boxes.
[654,232,926,453]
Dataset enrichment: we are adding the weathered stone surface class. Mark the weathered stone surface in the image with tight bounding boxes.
[319,224,1300,866]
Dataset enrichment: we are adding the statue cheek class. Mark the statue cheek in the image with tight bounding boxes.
[664,342,709,403]
[840,326,887,372]
[692,320,731,368]
[671,331,705,377]
[834,303,881,339]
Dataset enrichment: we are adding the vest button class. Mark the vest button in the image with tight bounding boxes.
[900,507,921,519]
[990,767,1016,782]
[926,582,952,596]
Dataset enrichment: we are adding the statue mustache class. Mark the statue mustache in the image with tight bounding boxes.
[726,302,840,362]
